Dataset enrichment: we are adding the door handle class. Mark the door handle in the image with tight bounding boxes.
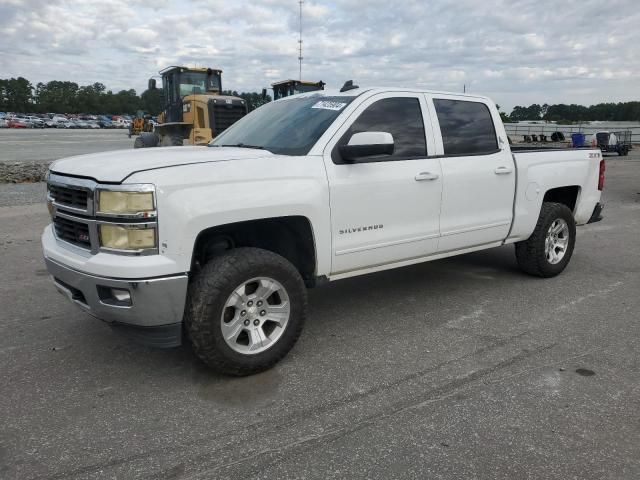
[494,166,513,175]
[415,172,439,181]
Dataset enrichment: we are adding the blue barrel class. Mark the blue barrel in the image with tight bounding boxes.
[571,133,586,148]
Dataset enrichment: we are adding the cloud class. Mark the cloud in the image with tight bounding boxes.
[0,0,638,110]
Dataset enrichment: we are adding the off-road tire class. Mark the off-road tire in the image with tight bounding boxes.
[160,133,183,147]
[185,248,307,376]
[134,132,159,148]
[515,202,576,278]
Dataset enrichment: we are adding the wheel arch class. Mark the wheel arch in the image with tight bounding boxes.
[190,216,319,287]
[542,185,581,214]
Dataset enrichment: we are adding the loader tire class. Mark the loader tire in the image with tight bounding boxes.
[134,132,159,148]
[160,133,183,147]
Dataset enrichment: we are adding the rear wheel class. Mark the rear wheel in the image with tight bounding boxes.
[515,202,576,278]
[185,248,307,376]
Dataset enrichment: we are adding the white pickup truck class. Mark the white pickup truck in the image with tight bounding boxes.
[42,86,605,375]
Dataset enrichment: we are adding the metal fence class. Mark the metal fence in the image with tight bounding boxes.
[504,123,640,144]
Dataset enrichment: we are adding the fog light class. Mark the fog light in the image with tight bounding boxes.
[111,288,131,304]
[97,286,132,306]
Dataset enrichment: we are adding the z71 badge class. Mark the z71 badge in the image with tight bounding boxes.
[339,224,384,235]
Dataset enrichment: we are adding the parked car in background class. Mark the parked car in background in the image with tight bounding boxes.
[112,117,131,129]
[87,121,101,129]
[27,116,45,128]
[56,120,74,129]
[96,116,112,128]
[8,118,29,128]
[0,118,8,128]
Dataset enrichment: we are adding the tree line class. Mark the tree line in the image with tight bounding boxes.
[4,76,638,122]
[0,77,270,115]
[504,102,640,123]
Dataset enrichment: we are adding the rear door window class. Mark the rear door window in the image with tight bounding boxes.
[433,99,498,156]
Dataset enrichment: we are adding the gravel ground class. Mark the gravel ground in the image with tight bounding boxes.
[0,152,638,479]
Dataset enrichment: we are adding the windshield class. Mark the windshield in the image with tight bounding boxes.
[179,72,221,96]
[210,95,355,155]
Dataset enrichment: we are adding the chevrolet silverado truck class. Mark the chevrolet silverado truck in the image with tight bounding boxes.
[42,86,605,375]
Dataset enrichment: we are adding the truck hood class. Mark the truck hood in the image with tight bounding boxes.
[50,146,273,183]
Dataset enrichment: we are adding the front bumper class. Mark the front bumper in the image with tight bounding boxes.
[44,256,188,348]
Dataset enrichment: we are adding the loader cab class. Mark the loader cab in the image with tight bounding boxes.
[271,80,325,100]
[142,66,247,148]
[151,67,223,123]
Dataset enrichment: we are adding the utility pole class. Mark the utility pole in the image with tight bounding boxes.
[298,0,304,81]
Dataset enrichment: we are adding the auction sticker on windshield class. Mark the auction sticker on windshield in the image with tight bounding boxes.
[311,101,347,111]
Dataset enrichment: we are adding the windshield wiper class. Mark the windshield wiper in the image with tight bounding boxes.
[219,143,266,150]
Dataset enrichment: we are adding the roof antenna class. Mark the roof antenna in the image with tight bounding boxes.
[298,0,304,81]
[340,80,359,92]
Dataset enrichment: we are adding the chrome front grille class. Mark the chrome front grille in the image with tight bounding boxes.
[53,215,92,249]
[48,184,88,210]
[47,173,95,216]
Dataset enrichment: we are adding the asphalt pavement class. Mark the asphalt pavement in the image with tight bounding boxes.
[0,129,133,164]
[0,153,639,479]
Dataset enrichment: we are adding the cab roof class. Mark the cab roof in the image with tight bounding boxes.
[288,86,491,102]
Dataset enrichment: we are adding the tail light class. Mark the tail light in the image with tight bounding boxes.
[598,159,605,191]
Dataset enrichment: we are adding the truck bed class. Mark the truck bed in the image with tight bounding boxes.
[506,147,602,243]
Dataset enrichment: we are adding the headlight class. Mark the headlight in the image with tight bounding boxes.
[100,224,156,251]
[97,190,155,217]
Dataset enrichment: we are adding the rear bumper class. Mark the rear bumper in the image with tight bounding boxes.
[587,202,604,224]
[44,256,188,347]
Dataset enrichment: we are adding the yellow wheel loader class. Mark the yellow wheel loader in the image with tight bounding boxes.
[135,66,248,148]
[271,79,325,100]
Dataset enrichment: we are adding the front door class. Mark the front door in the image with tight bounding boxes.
[323,93,443,275]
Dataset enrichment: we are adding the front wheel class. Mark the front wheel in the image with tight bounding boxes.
[185,248,307,376]
[134,132,159,148]
[515,202,576,278]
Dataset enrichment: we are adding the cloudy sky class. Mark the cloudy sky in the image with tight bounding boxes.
[1,0,638,111]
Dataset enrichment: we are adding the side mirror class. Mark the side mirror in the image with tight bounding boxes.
[339,131,394,162]
[148,78,157,90]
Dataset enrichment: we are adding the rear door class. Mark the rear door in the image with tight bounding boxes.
[427,96,515,252]
[322,93,442,275]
